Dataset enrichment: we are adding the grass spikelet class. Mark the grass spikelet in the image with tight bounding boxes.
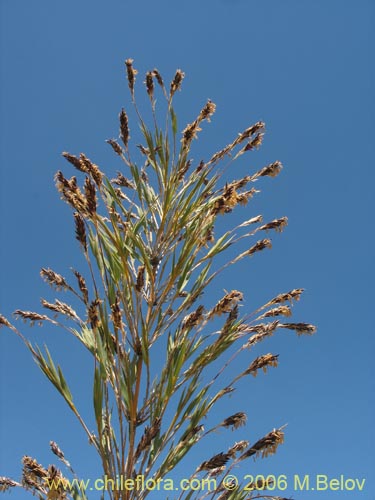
[239,428,284,459]
[111,172,135,189]
[40,268,70,291]
[125,58,137,95]
[79,154,103,186]
[245,321,280,348]
[258,306,292,319]
[135,265,145,292]
[0,477,20,492]
[72,270,89,304]
[247,238,272,256]
[170,69,185,97]
[119,108,130,148]
[0,314,11,328]
[269,288,304,306]
[84,177,97,215]
[106,139,124,156]
[13,310,50,325]
[198,452,231,471]
[210,291,243,318]
[87,299,101,329]
[182,305,205,329]
[222,412,247,430]
[41,299,79,321]
[259,217,288,233]
[245,353,279,377]
[73,212,87,251]
[279,322,317,335]
[257,160,283,178]
[145,71,154,100]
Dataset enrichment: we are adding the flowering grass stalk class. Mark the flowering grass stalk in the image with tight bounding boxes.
[0,59,315,500]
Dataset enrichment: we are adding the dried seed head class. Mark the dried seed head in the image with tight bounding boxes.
[13,310,49,325]
[170,69,185,97]
[73,212,87,251]
[181,425,204,443]
[227,440,249,457]
[210,291,243,318]
[106,139,124,156]
[40,268,70,291]
[199,99,216,121]
[84,177,97,215]
[55,171,87,212]
[243,132,264,151]
[135,265,145,292]
[181,121,202,147]
[245,353,279,377]
[145,71,154,99]
[0,314,11,328]
[41,299,79,321]
[79,154,103,186]
[239,428,284,460]
[22,456,48,479]
[208,466,226,477]
[258,306,292,320]
[50,441,64,460]
[111,172,135,189]
[72,270,89,304]
[152,69,164,88]
[111,295,123,331]
[222,412,247,430]
[0,477,20,491]
[125,58,137,95]
[279,322,316,335]
[88,299,101,329]
[135,417,161,459]
[182,305,205,329]
[257,160,283,178]
[245,321,280,348]
[270,288,304,306]
[62,152,86,172]
[247,238,272,256]
[198,452,231,471]
[259,217,288,233]
[119,108,130,148]
[238,215,263,228]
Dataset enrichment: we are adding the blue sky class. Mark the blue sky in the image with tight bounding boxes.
[0,0,374,499]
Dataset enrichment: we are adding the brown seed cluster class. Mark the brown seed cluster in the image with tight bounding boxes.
[210,291,243,318]
[222,412,247,430]
[182,305,205,329]
[40,268,70,291]
[125,58,137,95]
[119,108,130,148]
[111,172,135,189]
[239,428,284,459]
[74,212,87,251]
[247,238,272,256]
[181,100,216,149]
[270,288,304,306]
[62,152,103,186]
[198,452,231,471]
[245,353,279,377]
[245,321,280,348]
[170,69,185,97]
[280,322,317,335]
[135,417,161,459]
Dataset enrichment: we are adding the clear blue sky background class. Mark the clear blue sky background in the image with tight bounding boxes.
[0,1,374,499]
